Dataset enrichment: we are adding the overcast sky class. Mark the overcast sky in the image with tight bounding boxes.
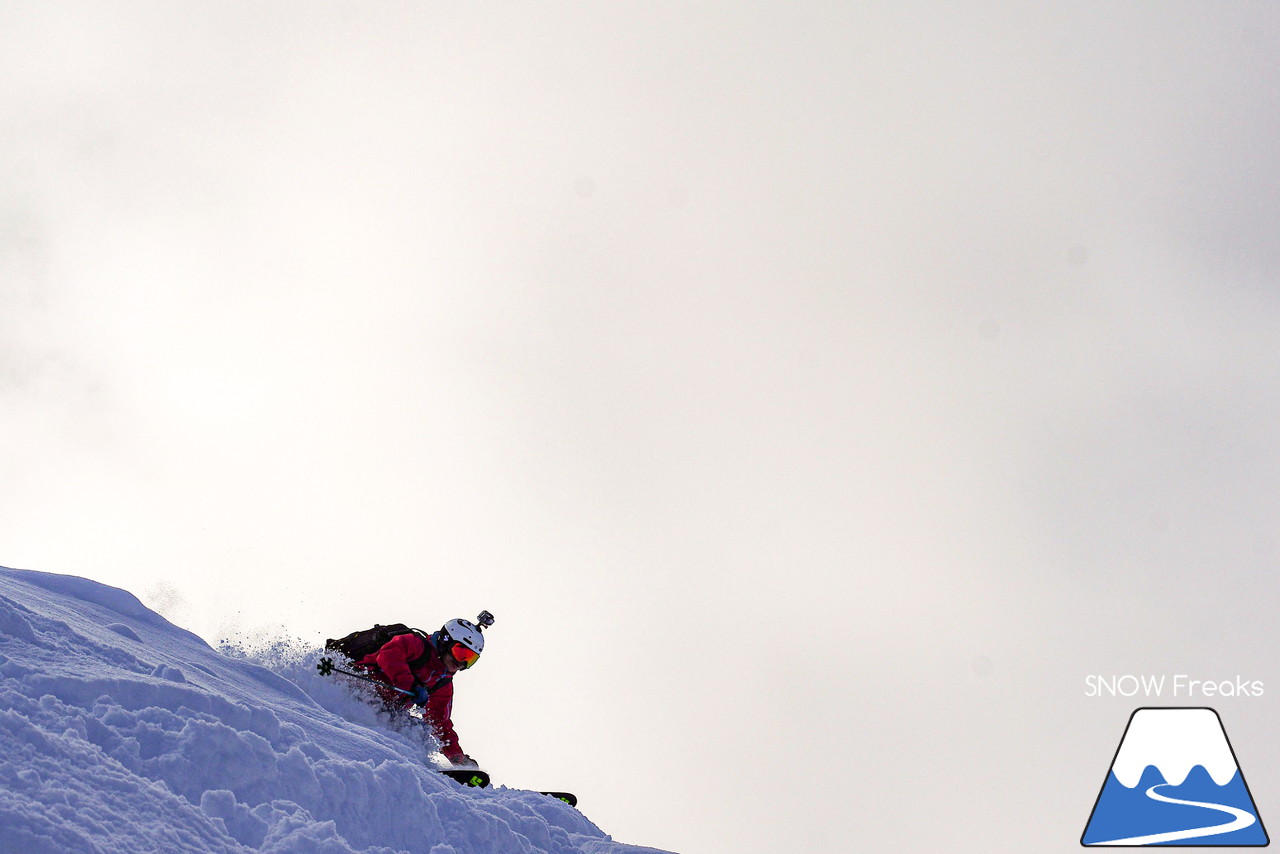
[3,3,1280,852]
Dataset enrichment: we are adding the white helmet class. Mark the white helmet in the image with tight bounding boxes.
[441,618,484,655]
[440,611,493,659]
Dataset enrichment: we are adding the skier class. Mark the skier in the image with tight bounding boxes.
[353,616,487,769]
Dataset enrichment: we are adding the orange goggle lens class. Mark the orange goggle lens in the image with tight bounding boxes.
[451,642,480,669]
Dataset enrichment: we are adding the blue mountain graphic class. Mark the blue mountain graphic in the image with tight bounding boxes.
[1083,764,1268,846]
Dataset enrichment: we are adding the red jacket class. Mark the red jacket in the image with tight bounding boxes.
[357,631,464,761]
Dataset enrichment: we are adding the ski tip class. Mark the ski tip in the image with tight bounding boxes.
[439,767,491,789]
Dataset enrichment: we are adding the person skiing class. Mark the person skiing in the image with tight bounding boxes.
[353,615,489,769]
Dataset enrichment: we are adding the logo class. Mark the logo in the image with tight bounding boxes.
[1082,708,1268,846]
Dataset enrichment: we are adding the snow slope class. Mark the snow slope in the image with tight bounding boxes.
[0,567,674,854]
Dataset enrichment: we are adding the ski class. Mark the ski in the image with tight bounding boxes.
[441,768,491,788]
[438,768,578,807]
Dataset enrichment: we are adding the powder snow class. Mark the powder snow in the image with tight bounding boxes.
[0,566,673,854]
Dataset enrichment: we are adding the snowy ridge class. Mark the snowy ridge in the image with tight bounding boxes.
[1111,708,1239,788]
[0,567,673,854]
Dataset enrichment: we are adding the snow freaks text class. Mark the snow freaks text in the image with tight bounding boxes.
[1085,674,1265,699]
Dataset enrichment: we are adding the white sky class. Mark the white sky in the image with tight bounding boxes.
[3,3,1280,852]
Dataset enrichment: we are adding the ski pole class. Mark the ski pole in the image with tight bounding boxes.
[316,657,414,696]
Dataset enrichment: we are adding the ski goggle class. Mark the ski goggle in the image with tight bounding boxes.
[450,642,480,669]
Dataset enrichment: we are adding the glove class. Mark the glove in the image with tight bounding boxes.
[411,684,431,706]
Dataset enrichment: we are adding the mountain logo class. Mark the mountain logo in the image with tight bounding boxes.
[1082,707,1268,846]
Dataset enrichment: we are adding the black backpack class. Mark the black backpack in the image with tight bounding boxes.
[325,623,433,665]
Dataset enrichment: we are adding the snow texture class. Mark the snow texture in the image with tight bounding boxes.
[0,567,673,854]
